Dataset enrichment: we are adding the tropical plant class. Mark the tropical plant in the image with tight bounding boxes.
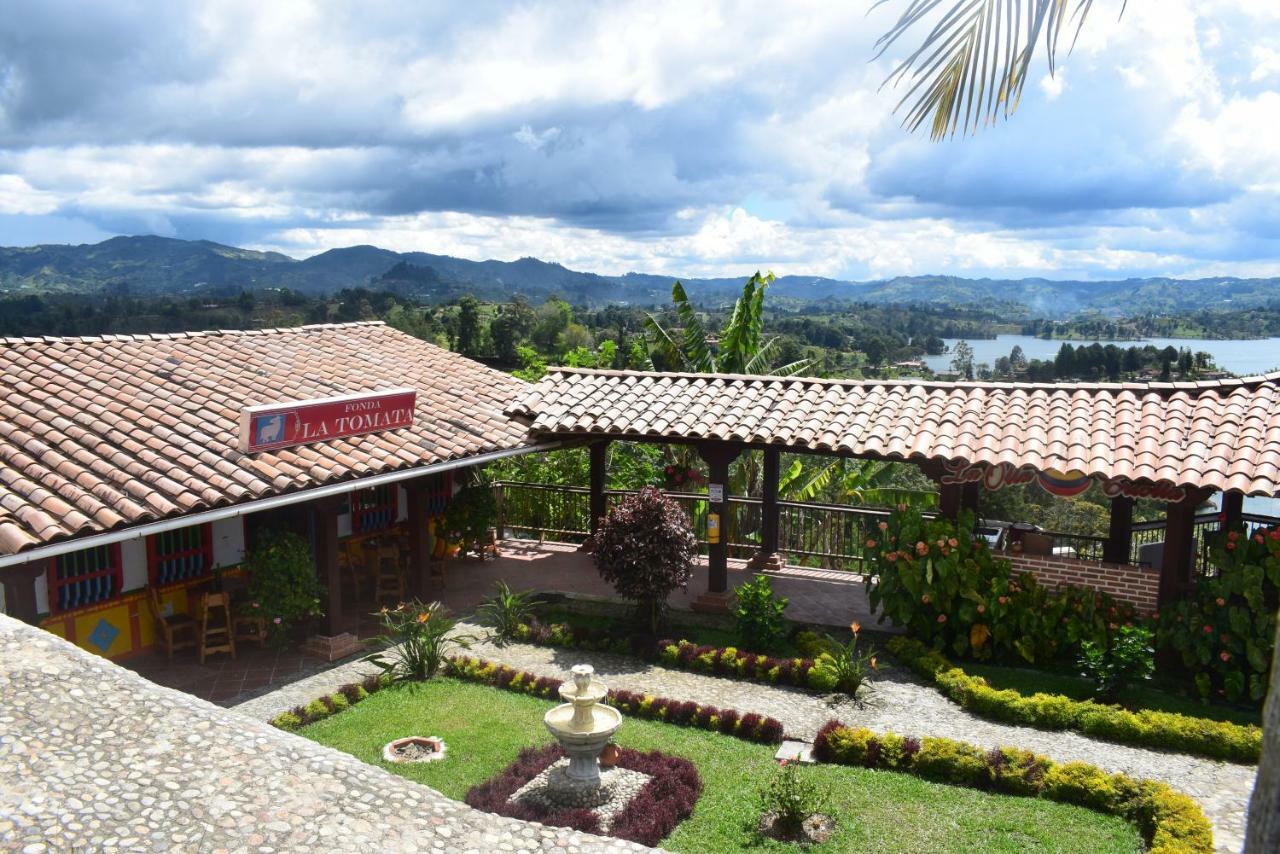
[758,760,828,836]
[476,580,545,644]
[874,0,1121,140]
[241,530,323,646]
[443,476,497,550]
[1157,524,1280,704]
[812,622,879,696]
[592,487,698,633]
[732,573,790,652]
[1078,623,1154,702]
[363,600,474,681]
[644,272,810,377]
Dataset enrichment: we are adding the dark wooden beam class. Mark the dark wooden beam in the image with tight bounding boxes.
[696,442,743,595]
[1158,490,1209,608]
[310,495,344,636]
[588,440,610,539]
[960,482,981,514]
[0,560,46,625]
[1222,491,1244,530]
[760,447,781,559]
[405,481,431,598]
[1103,495,1133,564]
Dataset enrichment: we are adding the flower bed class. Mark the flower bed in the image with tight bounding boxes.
[447,655,786,744]
[889,637,1261,764]
[464,743,702,847]
[813,720,1213,854]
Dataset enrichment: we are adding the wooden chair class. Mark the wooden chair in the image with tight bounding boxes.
[146,586,197,661]
[233,611,268,647]
[374,543,407,605]
[478,527,499,560]
[198,592,236,664]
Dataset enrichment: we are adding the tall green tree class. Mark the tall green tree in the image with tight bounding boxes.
[644,272,810,376]
[455,295,484,357]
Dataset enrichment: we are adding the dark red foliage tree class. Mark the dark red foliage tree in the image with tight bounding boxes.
[592,486,697,633]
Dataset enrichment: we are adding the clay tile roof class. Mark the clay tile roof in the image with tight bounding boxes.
[0,322,537,556]
[509,367,1280,497]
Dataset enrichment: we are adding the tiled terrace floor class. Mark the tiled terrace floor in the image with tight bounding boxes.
[125,538,882,706]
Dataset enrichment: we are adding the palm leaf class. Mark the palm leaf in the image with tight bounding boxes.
[874,0,1120,140]
[669,281,715,372]
[768,358,813,377]
[643,313,690,371]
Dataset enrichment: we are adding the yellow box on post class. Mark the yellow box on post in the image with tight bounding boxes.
[706,512,720,544]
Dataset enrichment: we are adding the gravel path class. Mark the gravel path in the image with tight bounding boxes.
[235,623,1257,853]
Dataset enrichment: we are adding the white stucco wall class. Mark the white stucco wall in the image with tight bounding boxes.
[211,517,245,569]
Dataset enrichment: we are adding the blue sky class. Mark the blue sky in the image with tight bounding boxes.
[0,1,1277,281]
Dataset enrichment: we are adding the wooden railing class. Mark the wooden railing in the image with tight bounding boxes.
[493,482,1278,576]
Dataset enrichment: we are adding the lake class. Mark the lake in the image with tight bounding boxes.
[922,334,1280,378]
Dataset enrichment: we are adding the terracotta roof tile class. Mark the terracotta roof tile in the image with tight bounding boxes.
[510,368,1280,497]
[0,322,537,556]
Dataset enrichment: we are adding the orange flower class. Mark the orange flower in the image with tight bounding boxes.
[870,657,878,670]
[417,611,430,623]
[850,621,861,635]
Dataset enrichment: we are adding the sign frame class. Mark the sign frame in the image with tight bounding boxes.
[238,387,417,454]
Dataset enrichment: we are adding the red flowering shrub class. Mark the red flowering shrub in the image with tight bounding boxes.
[866,507,1140,664]
[593,487,698,632]
[1157,522,1280,703]
[465,744,702,847]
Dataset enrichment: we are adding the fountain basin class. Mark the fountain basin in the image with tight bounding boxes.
[544,702,622,783]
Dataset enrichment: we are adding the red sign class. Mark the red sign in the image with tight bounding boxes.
[940,460,1188,502]
[239,388,416,453]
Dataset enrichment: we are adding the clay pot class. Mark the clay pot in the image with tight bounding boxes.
[599,743,621,768]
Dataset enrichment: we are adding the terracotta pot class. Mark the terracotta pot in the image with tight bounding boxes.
[599,743,621,768]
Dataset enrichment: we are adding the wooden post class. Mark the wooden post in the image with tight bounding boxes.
[1103,495,1134,564]
[1222,491,1244,530]
[961,482,981,514]
[696,442,742,599]
[0,560,46,625]
[938,483,963,519]
[755,446,781,569]
[588,440,610,539]
[1158,492,1204,608]
[405,480,430,598]
[311,495,344,636]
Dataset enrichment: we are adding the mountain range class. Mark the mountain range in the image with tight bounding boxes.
[1,235,1277,316]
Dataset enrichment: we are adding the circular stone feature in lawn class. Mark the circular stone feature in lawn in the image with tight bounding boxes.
[465,744,702,848]
[383,736,447,763]
[758,811,836,845]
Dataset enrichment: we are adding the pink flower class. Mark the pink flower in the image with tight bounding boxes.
[1215,597,1225,607]
[997,596,1008,605]
[915,541,929,556]
[948,538,958,548]
[251,601,260,608]
[936,614,947,623]
[878,521,889,531]
[1203,624,1213,633]
[779,759,789,767]
[866,539,877,549]
[1220,651,1231,662]
[273,617,283,625]
[921,594,931,605]
[1269,529,1280,541]
[896,503,907,512]
[1226,542,1236,551]
[1227,530,1239,542]
[977,605,985,614]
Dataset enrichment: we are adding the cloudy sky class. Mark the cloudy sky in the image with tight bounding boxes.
[1,0,1277,280]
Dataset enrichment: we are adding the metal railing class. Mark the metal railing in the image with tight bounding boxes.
[1131,511,1277,575]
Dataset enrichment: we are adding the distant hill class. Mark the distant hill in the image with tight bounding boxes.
[1,234,1276,315]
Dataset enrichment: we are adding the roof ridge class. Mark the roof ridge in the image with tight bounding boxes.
[545,366,1280,393]
[0,320,387,348]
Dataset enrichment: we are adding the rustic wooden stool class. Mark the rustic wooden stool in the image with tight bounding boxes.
[198,592,236,664]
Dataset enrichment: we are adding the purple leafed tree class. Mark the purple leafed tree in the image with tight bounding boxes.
[592,486,697,633]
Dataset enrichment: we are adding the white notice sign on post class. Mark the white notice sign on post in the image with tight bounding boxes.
[708,484,724,503]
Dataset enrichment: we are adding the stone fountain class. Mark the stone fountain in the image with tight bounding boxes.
[543,664,623,787]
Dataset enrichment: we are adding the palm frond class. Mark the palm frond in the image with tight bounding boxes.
[873,0,1118,140]
[716,274,760,373]
[768,358,813,378]
[782,459,842,503]
[669,281,716,372]
[642,313,690,371]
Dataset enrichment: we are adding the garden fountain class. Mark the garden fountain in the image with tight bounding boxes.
[543,664,623,787]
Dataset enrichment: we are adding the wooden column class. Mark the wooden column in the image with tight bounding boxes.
[1103,495,1134,564]
[697,442,742,598]
[960,482,981,514]
[1157,492,1204,608]
[1222,491,1244,530]
[1,560,46,625]
[405,480,431,598]
[759,447,781,565]
[588,440,610,539]
[938,483,963,519]
[310,495,345,636]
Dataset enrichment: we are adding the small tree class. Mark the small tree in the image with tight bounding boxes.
[593,487,697,633]
[242,531,323,646]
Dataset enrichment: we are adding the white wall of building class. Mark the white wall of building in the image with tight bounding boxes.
[211,517,245,569]
[120,539,148,591]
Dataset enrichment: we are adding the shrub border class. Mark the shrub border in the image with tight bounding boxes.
[270,672,390,731]
[447,655,786,744]
[889,636,1262,764]
[813,720,1213,854]
[463,743,702,847]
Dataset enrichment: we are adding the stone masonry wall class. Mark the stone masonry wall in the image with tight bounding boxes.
[1005,553,1160,614]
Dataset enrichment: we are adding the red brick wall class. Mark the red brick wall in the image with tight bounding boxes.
[1003,552,1160,615]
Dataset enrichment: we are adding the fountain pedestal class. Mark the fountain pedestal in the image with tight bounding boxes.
[543,664,622,787]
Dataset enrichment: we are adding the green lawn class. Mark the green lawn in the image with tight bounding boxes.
[302,678,1141,853]
[961,661,1262,727]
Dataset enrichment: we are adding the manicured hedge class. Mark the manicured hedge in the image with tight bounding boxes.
[814,720,1214,854]
[447,655,786,744]
[270,672,388,731]
[464,743,702,847]
[890,636,1262,764]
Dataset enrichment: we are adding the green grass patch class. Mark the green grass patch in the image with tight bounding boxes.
[301,677,1140,853]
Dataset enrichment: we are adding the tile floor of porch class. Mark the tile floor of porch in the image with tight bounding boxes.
[125,537,883,706]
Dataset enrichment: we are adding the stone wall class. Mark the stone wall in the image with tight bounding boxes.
[1005,553,1160,614]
